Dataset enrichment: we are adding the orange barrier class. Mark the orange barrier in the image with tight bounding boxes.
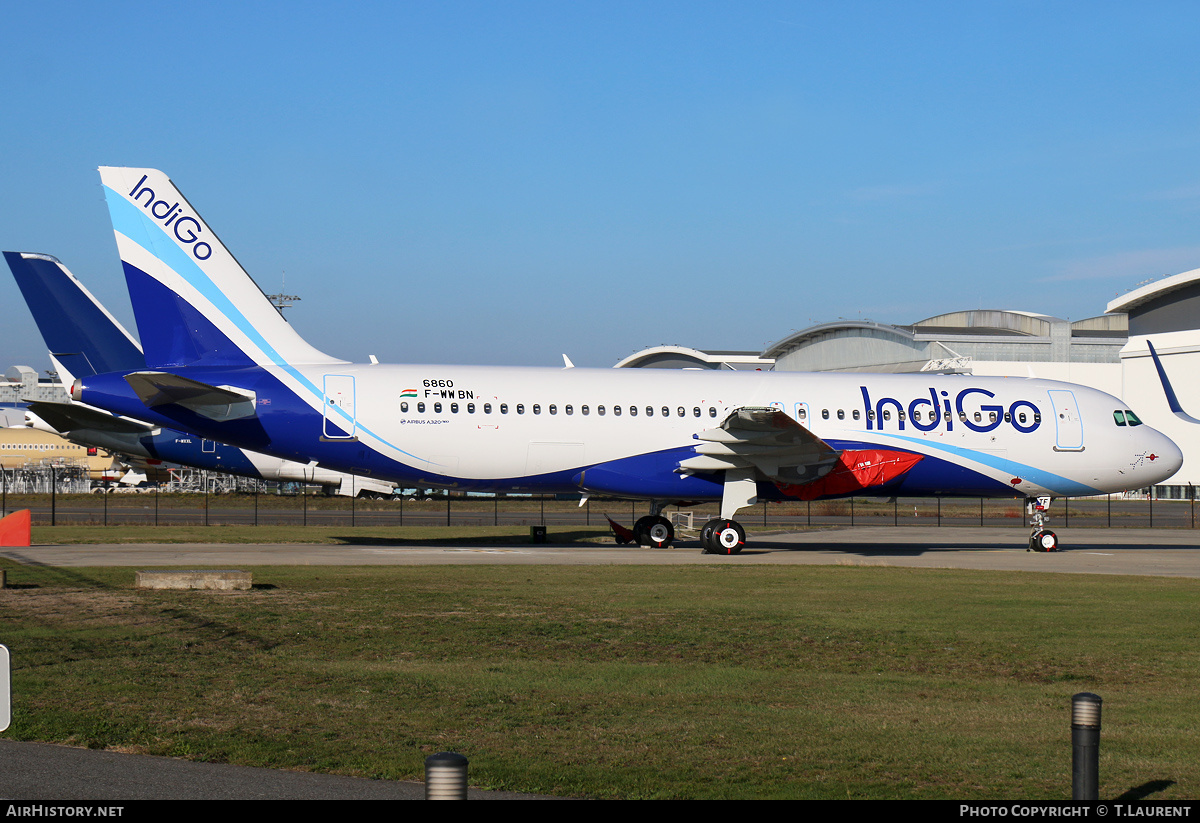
[0,509,31,547]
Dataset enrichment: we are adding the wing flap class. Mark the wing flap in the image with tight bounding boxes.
[683,407,841,483]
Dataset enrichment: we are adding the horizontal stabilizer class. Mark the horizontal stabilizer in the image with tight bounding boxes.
[25,399,154,435]
[124,371,257,421]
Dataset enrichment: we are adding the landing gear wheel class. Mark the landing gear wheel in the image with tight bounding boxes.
[633,515,674,548]
[1029,529,1058,552]
[702,519,745,555]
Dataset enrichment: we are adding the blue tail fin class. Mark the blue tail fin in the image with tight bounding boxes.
[98,167,345,370]
[1146,340,1200,424]
[4,251,145,381]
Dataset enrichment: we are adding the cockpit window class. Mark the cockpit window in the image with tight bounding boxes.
[1113,410,1127,426]
[1125,409,1143,426]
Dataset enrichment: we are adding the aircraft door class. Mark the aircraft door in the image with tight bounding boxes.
[322,374,358,441]
[1046,389,1083,451]
[202,439,216,453]
[793,402,811,427]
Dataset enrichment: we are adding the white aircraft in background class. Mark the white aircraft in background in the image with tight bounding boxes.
[67,167,1182,552]
[4,250,397,497]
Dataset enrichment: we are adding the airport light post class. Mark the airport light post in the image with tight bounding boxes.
[425,751,467,800]
[1072,693,1101,800]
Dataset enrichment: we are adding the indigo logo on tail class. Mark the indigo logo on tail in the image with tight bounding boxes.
[127,174,213,261]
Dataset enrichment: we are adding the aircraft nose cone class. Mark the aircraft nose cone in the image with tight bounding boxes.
[1148,428,1184,482]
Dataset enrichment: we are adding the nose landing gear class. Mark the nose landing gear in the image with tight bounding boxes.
[1026,496,1058,552]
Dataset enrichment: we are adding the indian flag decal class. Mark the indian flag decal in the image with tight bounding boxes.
[400,388,418,398]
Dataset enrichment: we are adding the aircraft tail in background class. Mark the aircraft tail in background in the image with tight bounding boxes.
[97,167,345,370]
[4,251,143,383]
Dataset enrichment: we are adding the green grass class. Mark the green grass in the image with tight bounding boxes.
[1,563,1197,799]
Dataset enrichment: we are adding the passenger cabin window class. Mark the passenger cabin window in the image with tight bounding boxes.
[484,403,492,414]
[837,409,845,420]
[598,405,606,416]
[582,405,590,415]
[566,405,573,415]
[614,405,622,416]
[434,402,442,413]
[451,403,459,413]
[417,402,425,412]
[822,409,829,420]
[693,407,701,417]
[533,404,541,414]
[662,406,669,417]
[549,404,557,415]
[853,410,860,420]
[468,403,475,413]
[517,404,524,414]
[678,407,685,417]
[400,402,408,413]
[500,403,508,414]
[709,407,717,418]
[629,406,637,416]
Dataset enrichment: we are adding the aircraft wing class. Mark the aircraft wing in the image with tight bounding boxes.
[124,371,258,421]
[25,399,155,435]
[678,406,842,484]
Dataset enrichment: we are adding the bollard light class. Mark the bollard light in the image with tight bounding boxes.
[425,751,468,800]
[1071,692,1102,801]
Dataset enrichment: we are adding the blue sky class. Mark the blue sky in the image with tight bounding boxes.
[3,1,1200,373]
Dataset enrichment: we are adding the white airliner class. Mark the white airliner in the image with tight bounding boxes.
[68,167,1182,553]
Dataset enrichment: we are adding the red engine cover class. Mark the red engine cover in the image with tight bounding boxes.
[776,449,923,500]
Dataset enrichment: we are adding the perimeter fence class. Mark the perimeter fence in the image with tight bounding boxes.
[2,486,1196,531]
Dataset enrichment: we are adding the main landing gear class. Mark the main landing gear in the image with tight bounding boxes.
[698,467,756,555]
[700,518,745,554]
[1026,495,1059,552]
[633,512,674,549]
